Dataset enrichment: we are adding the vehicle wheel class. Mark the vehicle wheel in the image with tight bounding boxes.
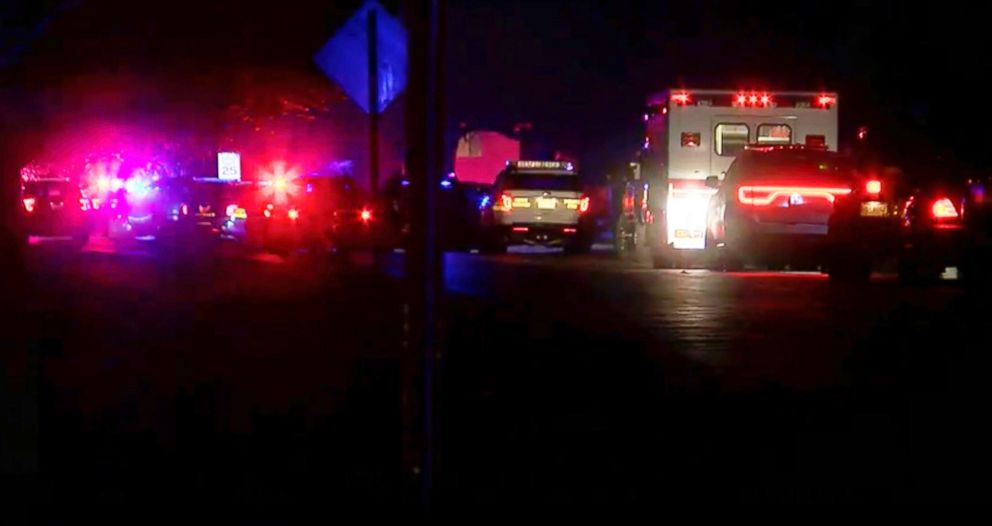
[898,258,940,285]
[565,235,592,255]
[72,233,90,251]
[613,221,636,258]
[480,231,507,254]
[652,249,674,269]
[765,256,787,271]
[708,250,742,271]
[827,255,871,282]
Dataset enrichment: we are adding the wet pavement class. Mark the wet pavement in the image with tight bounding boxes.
[3,242,988,518]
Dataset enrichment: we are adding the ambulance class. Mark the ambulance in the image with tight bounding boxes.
[640,89,839,266]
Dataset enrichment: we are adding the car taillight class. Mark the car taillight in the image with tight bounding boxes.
[288,208,300,221]
[865,179,882,196]
[226,204,248,220]
[931,197,959,219]
[579,196,590,213]
[500,193,513,211]
[23,197,36,213]
[360,208,373,222]
[737,185,852,206]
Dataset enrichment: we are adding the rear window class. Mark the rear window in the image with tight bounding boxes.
[503,173,582,191]
[23,181,72,198]
[740,151,855,181]
[756,124,792,145]
[715,123,750,156]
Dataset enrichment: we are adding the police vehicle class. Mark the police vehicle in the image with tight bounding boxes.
[481,160,592,253]
[19,163,91,249]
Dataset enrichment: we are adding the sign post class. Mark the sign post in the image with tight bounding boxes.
[367,9,380,195]
[315,0,407,193]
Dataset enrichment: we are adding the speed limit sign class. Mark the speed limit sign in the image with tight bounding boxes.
[217,152,242,181]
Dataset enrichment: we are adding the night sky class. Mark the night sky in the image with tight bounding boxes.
[4,0,991,174]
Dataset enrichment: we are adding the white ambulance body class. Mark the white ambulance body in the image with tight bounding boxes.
[643,89,839,251]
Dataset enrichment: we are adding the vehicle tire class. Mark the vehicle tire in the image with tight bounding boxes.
[652,249,674,269]
[707,250,742,271]
[565,235,593,255]
[765,255,787,272]
[613,220,636,258]
[898,258,940,285]
[72,232,89,251]
[480,230,507,254]
[827,255,871,282]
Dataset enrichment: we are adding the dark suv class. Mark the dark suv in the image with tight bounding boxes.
[706,146,856,270]
[19,175,91,249]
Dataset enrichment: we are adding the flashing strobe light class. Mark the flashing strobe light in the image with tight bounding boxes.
[931,197,959,219]
[866,180,882,195]
[759,94,771,106]
[287,208,300,221]
[124,174,153,199]
[259,162,301,205]
[748,95,758,105]
[817,94,836,108]
[671,91,691,105]
[579,196,590,213]
[736,93,747,106]
[23,197,36,213]
[360,208,373,222]
[226,204,248,220]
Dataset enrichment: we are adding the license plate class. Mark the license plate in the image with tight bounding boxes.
[537,197,557,209]
[674,229,703,239]
[860,201,889,217]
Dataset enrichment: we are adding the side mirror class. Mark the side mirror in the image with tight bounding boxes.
[705,175,721,189]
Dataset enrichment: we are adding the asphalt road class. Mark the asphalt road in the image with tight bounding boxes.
[3,241,988,518]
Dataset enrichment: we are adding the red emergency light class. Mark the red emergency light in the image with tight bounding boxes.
[817,94,836,108]
[671,91,691,105]
[734,92,773,107]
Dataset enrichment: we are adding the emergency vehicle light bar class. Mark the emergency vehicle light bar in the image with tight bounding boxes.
[508,160,575,171]
[662,90,838,110]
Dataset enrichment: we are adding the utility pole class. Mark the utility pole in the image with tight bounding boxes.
[402,0,444,513]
